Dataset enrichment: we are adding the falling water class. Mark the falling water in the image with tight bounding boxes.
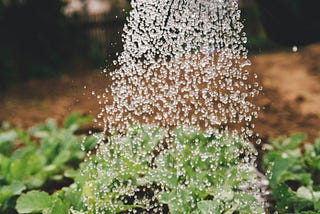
[85,0,265,213]
[100,0,260,135]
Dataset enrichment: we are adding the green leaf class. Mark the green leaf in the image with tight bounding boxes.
[39,139,60,162]
[64,169,79,179]
[0,181,26,205]
[7,181,26,195]
[313,191,320,201]
[218,187,235,201]
[51,198,69,214]
[0,153,10,177]
[64,112,92,131]
[281,172,312,187]
[314,200,320,210]
[197,200,221,214]
[9,153,47,187]
[24,173,47,189]
[11,145,35,161]
[284,133,306,150]
[61,185,84,211]
[10,159,28,180]
[26,154,47,175]
[46,119,58,131]
[160,191,188,213]
[305,155,320,171]
[0,130,17,155]
[268,157,296,188]
[297,186,313,200]
[29,119,57,138]
[0,188,13,206]
[17,130,35,146]
[16,191,53,213]
[159,191,176,205]
[313,136,320,154]
[82,136,99,152]
[0,130,17,142]
[293,198,314,213]
[52,150,71,166]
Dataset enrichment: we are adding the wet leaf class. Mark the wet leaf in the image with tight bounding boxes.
[197,200,221,214]
[16,191,52,213]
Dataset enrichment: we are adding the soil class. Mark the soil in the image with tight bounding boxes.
[253,43,320,142]
[1,43,320,143]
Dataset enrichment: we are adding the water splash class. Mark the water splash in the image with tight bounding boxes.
[98,0,260,138]
[86,0,265,212]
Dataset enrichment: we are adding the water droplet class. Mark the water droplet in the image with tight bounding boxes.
[84,0,264,212]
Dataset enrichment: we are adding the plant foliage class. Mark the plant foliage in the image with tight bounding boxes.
[263,133,320,213]
[0,113,98,213]
[15,126,264,214]
[0,113,267,214]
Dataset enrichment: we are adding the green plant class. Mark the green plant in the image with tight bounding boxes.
[0,113,98,213]
[16,167,87,214]
[263,133,320,213]
[16,126,264,214]
[149,128,263,213]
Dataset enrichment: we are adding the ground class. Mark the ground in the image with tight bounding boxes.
[1,43,320,143]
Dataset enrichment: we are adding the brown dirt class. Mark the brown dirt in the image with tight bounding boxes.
[1,43,320,142]
[253,43,320,141]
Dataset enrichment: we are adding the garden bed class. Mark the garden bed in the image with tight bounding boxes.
[1,114,320,213]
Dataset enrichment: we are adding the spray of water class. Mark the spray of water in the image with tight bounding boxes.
[100,0,260,136]
[84,0,266,213]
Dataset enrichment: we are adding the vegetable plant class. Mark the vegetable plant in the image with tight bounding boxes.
[263,133,320,213]
[0,113,98,213]
[16,126,264,213]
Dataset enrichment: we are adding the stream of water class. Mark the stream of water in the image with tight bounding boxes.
[85,0,265,212]
[101,0,261,136]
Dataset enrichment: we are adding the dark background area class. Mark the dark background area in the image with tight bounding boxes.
[256,0,320,45]
[0,0,129,88]
[0,0,74,86]
[0,0,320,88]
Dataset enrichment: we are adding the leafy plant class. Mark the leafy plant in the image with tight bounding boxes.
[16,126,264,213]
[149,128,264,213]
[0,113,98,213]
[16,169,86,214]
[263,133,320,213]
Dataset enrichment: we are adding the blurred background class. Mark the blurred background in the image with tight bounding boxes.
[0,0,320,141]
[0,0,130,88]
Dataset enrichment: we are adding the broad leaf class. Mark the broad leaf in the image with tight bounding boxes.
[197,200,221,214]
[297,186,313,200]
[0,181,25,205]
[0,130,17,155]
[16,191,52,213]
[64,112,92,131]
